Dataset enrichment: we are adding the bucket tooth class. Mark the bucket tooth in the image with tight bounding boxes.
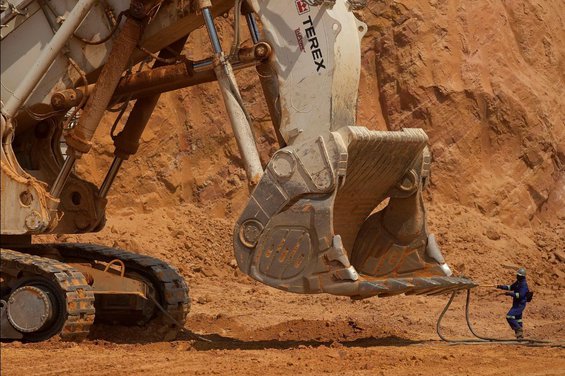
[375,278,415,297]
[413,277,442,288]
[404,277,442,296]
[387,279,415,289]
[351,281,389,300]
[425,277,476,296]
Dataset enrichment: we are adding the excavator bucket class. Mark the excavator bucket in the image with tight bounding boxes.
[233,0,475,298]
[234,127,474,299]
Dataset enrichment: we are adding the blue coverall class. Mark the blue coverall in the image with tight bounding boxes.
[499,278,529,331]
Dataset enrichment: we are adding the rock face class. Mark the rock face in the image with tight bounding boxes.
[359,0,564,227]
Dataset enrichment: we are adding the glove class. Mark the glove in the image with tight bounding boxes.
[505,292,515,297]
[496,285,504,289]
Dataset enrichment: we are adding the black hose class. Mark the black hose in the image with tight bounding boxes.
[436,290,485,343]
[73,11,125,45]
[437,289,563,347]
[146,291,211,343]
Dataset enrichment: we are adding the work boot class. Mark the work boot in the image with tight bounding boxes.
[515,328,524,339]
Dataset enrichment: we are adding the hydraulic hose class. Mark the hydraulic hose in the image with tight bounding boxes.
[436,289,563,347]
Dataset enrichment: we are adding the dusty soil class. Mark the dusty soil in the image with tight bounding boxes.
[2,0,565,375]
[1,279,565,375]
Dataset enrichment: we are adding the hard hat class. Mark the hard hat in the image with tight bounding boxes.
[517,267,526,277]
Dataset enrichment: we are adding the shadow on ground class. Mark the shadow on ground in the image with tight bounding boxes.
[87,317,427,350]
[184,332,426,351]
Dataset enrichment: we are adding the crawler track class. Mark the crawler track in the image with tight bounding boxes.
[3,243,190,341]
[0,248,95,342]
[41,243,190,334]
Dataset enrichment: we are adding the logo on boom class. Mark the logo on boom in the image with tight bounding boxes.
[302,15,326,72]
[295,0,310,15]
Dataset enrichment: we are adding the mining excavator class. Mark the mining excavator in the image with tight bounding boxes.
[0,0,474,342]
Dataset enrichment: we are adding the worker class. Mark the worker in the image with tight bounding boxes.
[497,267,529,339]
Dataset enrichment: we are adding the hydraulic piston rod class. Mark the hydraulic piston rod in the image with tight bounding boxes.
[98,37,189,198]
[98,158,123,198]
[51,3,148,198]
[50,44,270,110]
[244,11,284,147]
[200,1,263,185]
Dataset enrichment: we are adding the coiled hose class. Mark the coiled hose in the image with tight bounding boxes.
[437,289,563,347]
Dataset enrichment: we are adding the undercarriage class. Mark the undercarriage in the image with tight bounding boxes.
[1,242,189,341]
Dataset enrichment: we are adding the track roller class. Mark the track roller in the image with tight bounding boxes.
[0,248,95,342]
